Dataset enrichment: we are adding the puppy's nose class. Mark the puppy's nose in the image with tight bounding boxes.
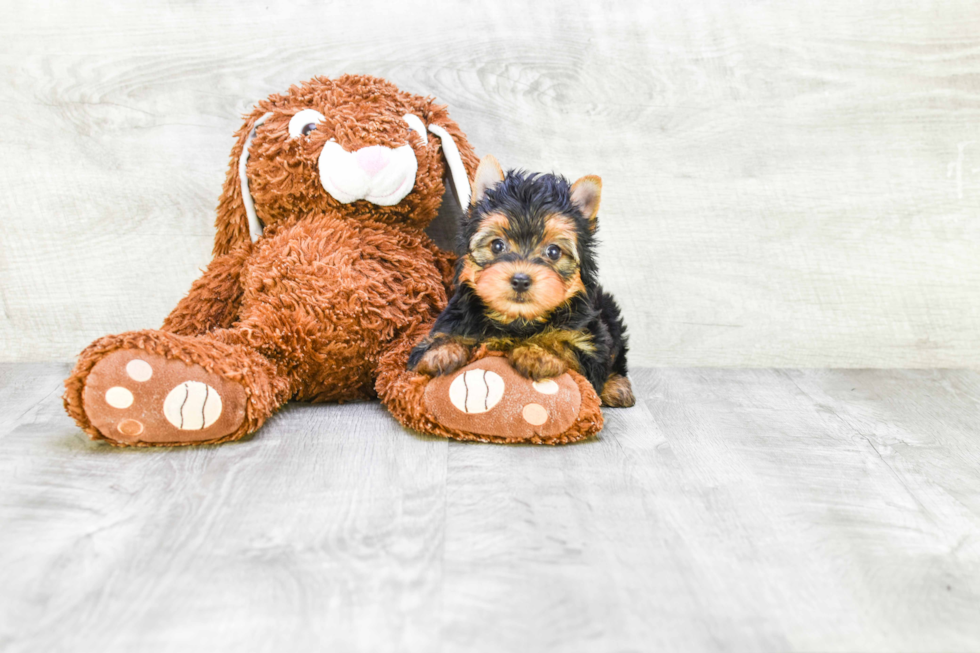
[510,272,532,292]
[354,146,391,177]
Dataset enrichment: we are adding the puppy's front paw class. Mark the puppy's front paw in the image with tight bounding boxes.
[509,346,568,381]
[415,341,471,377]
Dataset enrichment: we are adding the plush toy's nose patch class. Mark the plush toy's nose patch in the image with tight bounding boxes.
[319,141,417,207]
[354,146,391,177]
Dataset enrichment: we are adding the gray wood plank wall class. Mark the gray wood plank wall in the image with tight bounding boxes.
[2,0,979,366]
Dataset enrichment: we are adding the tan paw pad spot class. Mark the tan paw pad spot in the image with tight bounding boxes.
[449,369,505,414]
[105,386,134,409]
[117,419,144,437]
[163,381,222,430]
[532,379,560,395]
[126,359,153,382]
[522,403,549,426]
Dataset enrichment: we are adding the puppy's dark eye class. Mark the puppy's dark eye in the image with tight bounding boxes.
[546,245,562,260]
[491,239,506,254]
[301,123,317,136]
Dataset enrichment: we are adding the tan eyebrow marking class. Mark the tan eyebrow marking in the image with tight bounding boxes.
[469,212,511,251]
[542,214,580,262]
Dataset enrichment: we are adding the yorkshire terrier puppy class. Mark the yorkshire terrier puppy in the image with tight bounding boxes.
[408,155,635,407]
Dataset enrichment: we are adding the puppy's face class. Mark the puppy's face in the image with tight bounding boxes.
[461,211,585,322]
[458,156,603,323]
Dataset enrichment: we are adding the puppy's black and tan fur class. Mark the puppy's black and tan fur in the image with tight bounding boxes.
[408,155,634,407]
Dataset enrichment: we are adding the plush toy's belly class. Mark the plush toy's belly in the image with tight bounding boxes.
[234,217,447,400]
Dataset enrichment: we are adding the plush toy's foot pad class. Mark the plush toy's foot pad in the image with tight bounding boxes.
[424,356,581,441]
[82,349,247,445]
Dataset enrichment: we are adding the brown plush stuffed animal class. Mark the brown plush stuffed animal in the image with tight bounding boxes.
[63,75,603,446]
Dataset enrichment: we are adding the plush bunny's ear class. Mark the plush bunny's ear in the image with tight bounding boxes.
[428,123,470,209]
[213,108,274,257]
[238,112,273,244]
[425,107,479,213]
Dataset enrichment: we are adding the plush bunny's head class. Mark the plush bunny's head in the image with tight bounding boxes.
[214,75,478,255]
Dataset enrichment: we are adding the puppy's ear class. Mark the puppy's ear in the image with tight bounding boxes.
[471,155,504,205]
[570,175,602,233]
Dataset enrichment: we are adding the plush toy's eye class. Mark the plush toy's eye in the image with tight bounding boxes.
[546,244,562,260]
[288,109,326,139]
[403,114,428,145]
[491,239,506,254]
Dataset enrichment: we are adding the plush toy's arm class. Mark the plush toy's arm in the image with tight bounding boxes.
[161,243,251,336]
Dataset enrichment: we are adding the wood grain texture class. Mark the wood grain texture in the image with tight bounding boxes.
[1,363,979,651]
[1,0,980,366]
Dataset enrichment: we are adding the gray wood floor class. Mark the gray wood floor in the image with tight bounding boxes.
[1,364,979,652]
